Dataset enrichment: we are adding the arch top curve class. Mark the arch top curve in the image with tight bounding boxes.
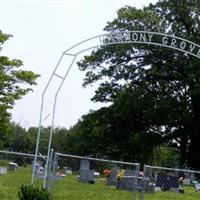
[64,31,200,59]
[35,30,200,186]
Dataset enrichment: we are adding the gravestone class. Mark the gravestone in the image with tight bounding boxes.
[195,183,200,191]
[32,162,41,174]
[183,171,191,185]
[192,180,198,186]
[107,165,119,186]
[80,159,90,170]
[79,169,95,183]
[170,187,179,192]
[120,170,135,190]
[0,167,7,175]
[183,179,190,185]
[79,159,94,183]
[136,177,153,192]
[9,162,17,171]
[154,186,161,192]
[63,167,72,175]
[32,161,44,178]
[154,172,158,183]
[156,175,179,191]
[146,180,155,192]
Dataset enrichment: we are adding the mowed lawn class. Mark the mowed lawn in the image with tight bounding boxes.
[0,166,42,200]
[1,167,200,200]
[54,175,200,200]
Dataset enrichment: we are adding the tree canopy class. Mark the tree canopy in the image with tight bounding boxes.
[76,0,200,169]
[0,30,40,148]
[2,1,200,170]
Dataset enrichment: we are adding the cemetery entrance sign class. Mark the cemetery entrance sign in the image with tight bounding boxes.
[31,31,200,187]
[100,31,200,58]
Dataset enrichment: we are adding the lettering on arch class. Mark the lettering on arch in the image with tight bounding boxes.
[98,31,200,59]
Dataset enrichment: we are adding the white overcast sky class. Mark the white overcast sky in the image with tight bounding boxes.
[1,0,158,129]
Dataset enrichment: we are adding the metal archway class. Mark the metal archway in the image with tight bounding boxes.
[31,31,200,187]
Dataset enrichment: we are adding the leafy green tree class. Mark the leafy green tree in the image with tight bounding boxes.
[9,123,34,153]
[0,30,40,148]
[62,101,162,164]
[77,0,200,169]
[152,146,181,168]
[27,126,51,154]
[51,127,69,153]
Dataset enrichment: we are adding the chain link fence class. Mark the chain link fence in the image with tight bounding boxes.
[0,150,45,200]
[143,164,200,199]
[50,153,140,200]
[1,150,200,200]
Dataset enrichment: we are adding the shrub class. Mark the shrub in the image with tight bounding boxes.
[0,160,9,166]
[18,184,50,200]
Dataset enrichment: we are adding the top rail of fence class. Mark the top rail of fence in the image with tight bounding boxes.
[56,152,140,166]
[0,150,46,159]
[144,164,200,174]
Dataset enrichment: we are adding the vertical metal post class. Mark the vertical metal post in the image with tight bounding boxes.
[31,96,44,184]
[45,148,54,189]
[133,164,140,200]
[50,152,58,199]
[43,96,57,189]
[32,54,65,185]
[43,55,77,188]
[140,165,147,200]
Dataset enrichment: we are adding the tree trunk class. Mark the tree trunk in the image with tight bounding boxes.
[188,94,200,170]
[179,135,188,167]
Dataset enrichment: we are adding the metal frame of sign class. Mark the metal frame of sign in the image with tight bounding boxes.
[31,31,200,187]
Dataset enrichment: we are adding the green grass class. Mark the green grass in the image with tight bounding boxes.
[53,175,200,200]
[144,187,200,200]
[54,176,133,200]
[0,166,42,200]
[1,167,200,200]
